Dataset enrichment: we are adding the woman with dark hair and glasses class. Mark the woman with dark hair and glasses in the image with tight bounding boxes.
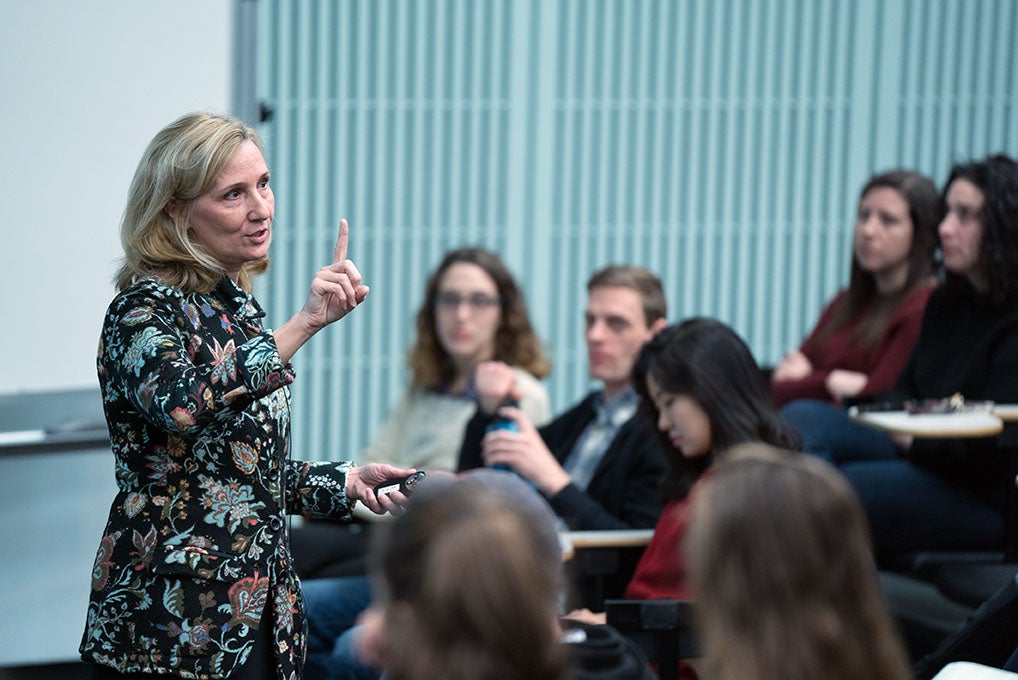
[301,246,551,680]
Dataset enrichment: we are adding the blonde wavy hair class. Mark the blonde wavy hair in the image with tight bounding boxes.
[115,112,269,294]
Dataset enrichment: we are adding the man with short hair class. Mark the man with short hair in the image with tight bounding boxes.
[458,264,669,531]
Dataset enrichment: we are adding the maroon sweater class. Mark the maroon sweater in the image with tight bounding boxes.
[772,284,933,406]
[624,486,705,680]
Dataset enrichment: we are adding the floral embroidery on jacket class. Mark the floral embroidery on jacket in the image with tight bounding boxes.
[81,276,354,679]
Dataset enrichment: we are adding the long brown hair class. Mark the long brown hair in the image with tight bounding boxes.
[408,247,551,388]
[687,444,911,680]
[815,170,942,351]
[373,478,568,680]
[116,113,269,294]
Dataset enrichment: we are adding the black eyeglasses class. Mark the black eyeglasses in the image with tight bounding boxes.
[434,291,502,311]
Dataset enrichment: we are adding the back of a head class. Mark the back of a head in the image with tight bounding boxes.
[686,444,910,680]
[373,471,568,680]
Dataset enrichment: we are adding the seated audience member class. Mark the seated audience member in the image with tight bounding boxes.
[567,318,801,624]
[353,469,657,680]
[685,444,912,680]
[359,246,552,472]
[458,264,669,532]
[300,247,552,679]
[772,170,941,406]
[782,154,1018,563]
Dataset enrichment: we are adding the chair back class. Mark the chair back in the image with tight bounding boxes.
[605,598,698,680]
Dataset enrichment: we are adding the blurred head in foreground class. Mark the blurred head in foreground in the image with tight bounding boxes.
[685,443,911,680]
[370,469,568,680]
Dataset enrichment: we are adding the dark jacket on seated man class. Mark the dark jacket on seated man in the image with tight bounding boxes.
[458,390,667,531]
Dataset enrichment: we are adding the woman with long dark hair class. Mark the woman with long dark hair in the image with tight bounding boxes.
[623,318,800,602]
[567,317,800,626]
[772,169,942,406]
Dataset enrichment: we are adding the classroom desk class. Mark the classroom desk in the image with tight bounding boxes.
[993,405,1018,422]
[848,407,1005,438]
[559,530,654,564]
[561,529,655,561]
[932,661,1018,679]
[850,403,1018,562]
[563,529,655,549]
[560,530,655,610]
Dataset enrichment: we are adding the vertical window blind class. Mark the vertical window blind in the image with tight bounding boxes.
[252,0,1018,461]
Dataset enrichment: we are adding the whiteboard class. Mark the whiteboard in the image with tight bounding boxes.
[0,0,233,395]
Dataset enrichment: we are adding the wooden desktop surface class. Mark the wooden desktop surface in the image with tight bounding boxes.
[849,407,1006,438]
[562,529,655,549]
[993,404,1018,422]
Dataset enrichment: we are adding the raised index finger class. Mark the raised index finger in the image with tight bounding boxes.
[333,218,349,264]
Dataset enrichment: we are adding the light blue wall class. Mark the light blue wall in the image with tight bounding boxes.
[251,0,1018,462]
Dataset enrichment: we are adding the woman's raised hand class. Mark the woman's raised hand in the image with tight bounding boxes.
[274,219,371,364]
[301,219,370,329]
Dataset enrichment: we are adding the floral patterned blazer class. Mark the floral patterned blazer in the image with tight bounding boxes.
[80,276,355,680]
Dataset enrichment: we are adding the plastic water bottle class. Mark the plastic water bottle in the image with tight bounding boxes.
[485,415,519,473]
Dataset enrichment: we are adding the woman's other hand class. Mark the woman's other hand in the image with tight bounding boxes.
[352,606,387,669]
[772,350,812,382]
[824,369,868,402]
[474,361,521,414]
[301,219,370,329]
[562,608,607,626]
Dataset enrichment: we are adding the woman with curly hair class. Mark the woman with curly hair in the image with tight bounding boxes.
[369,246,552,472]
